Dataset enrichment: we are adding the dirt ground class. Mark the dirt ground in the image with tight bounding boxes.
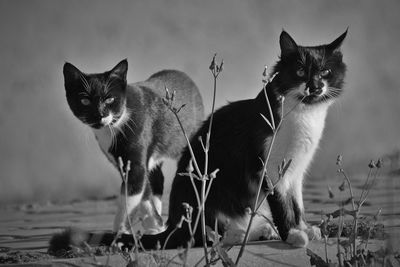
[0,172,399,265]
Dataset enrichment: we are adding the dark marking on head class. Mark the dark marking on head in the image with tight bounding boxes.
[272,30,347,105]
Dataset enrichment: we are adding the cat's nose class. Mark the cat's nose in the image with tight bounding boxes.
[310,88,323,96]
[307,79,324,96]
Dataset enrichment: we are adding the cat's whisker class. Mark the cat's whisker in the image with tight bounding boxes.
[116,126,128,140]
[327,86,342,93]
[123,122,135,135]
[79,74,91,92]
[109,125,117,149]
[105,78,119,94]
[127,117,137,128]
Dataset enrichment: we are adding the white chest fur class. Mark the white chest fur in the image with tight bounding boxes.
[267,101,331,196]
[93,127,117,167]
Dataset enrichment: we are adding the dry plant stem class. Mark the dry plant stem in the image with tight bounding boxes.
[235,89,306,265]
[365,209,381,251]
[204,176,215,201]
[235,86,282,265]
[235,132,278,265]
[359,168,373,203]
[337,206,344,267]
[173,113,202,178]
[163,227,179,251]
[359,168,380,207]
[324,236,329,263]
[193,242,224,267]
[117,158,139,257]
[165,251,183,267]
[198,70,219,265]
[167,60,221,266]
[256,212,280,237]
[339,169,357,259]
[189,172,202,210]
[171,113,204,236]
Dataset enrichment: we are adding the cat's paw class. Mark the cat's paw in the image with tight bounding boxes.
[141,215,165,234]
[259,224,279,240]
[221,228,246,245]
[286,229,309,248]
[304,225,322,241]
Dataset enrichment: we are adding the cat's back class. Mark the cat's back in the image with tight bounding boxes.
[133,69,204,122]
[140,69,201,99]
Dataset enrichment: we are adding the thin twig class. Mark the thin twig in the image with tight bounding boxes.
[338,168,357,259]
[236,82,282,265]
[117,158,139,257]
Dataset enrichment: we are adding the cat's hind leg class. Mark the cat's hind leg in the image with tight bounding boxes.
[148,163,164,216]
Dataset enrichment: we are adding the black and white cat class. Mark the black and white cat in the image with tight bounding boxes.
[138,29,347,248]
[63,60,204,235]
[50,30,347,252]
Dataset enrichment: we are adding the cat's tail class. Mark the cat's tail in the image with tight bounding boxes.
[48,227,132,255]
[48,225,193,255]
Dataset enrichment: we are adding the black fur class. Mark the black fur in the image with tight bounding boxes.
[148,163,164,196]
[140,30,347,249]
[273,30,347,104]
[63,60,204,233]
[50,30,347,253]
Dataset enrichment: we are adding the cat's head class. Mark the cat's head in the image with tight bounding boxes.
[272,30,347,105]
[63,59,128,129]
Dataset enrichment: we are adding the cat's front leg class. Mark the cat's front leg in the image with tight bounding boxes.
[291,181,321,242]
[113,163,146,234]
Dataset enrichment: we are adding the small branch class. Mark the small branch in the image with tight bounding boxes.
[163,226,179,251]
[117,157,139,258]
[236,75,283,265]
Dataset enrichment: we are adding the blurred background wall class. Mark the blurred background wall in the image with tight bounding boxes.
[0,0,399,204]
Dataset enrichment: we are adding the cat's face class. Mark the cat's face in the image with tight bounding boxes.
[63,60,128,129]
[273,30,347,105]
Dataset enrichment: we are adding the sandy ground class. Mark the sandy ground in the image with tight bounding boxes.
[0,172,399,264]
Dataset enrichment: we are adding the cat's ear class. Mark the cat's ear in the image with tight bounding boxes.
[327,29,348,52]
[280,30,298,56]
[63,62,82,83]
[109,59,128,81]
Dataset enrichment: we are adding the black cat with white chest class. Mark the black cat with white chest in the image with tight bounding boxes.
[63,60,204,235]
[138,29,348,248]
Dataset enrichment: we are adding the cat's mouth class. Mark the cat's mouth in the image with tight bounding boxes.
[90,114,114,128]
[297,84,329,104]
[101,114,113,126]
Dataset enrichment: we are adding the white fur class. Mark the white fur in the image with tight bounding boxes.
[152,195,163,217]
[213,85,331,246]
[113,190,144,233]
[254,83,330,246]
[286,228,309,247]
[217,199,278,245]
[113,106,130,128]
[148,155,164,171]
[92,106,131,162]
[139,200,165,234]
[101,114,113,125]
[91,108,130,166]
[147,155,174,216]
[267,84,333,211]
[92,127,117,167]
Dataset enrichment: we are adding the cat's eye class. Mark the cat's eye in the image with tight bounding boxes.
[320,69,331,77]
[105,97,115,104]
[296,69,305,77]
[80,98,91,106]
